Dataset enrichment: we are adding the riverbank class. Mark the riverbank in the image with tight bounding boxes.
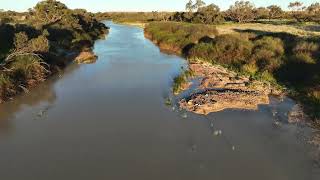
[144,21,319,126]
[0,0,109,103]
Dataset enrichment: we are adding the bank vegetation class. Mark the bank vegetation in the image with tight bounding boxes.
[0,0,108,102]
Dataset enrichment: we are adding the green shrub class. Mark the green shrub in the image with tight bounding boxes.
[260,70,277,83]
[189,34,253,67]
[293,41,319,54]
[172,69,194,94]
[0,72,11,87]
[8,55,46,86]
[145,22,218,50]
[0,72,12,101]
[293,53,317,64]
[242,63,258,75]
[252,37,284,72]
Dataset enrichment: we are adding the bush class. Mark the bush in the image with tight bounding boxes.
[145,22,218,50]
[172,69,194,94]
[293,41,319,54]
[8,55,47,86]
[292,53,317,64]
[260,70,277,83]
[242,63,258,75]
[189,34,253,67]
[0,72,13,101]
[226,1,256,23]
[251,37,284,72]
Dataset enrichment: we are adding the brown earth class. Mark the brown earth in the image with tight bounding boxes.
[75,50,97,64]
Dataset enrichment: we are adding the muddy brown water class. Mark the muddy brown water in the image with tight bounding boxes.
[0,21,319,180]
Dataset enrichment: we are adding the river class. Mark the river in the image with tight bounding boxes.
[0,21,319,180]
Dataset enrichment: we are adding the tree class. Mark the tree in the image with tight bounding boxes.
[288,1,308,22]
[192,0,206,11]
[34,0,68,25]
[5,31,49,63]
[192,4,224,24]
[186,0,194,12]
[288,1,304,11]
[254,7,269,20]
[227,1,256,23]
[307,3,320,22]
[267,5,283,20]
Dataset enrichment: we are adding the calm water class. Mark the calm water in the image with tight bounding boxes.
[0,21,319,180]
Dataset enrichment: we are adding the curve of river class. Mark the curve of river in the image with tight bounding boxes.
[0,21,319,180]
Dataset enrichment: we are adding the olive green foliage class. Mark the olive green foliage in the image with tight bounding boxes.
[251,37,284,72]
[96,12,173,23]
[189,34,253,67]
[0,0,108,102]
[254,7,269,20]
[145,22,218,50]
[173,69,194,94]
[191,4,225,24]
[170,3,224,25]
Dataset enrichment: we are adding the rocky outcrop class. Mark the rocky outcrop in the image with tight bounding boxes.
[179,61,280,115]
[75,50,97,64]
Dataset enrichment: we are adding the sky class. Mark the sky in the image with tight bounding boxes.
[0,0,319,12]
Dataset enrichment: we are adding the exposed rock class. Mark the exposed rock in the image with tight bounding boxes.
[179,61,276,115]
[75,51,97,64]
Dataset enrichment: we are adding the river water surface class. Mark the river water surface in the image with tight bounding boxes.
[0,21,319,180]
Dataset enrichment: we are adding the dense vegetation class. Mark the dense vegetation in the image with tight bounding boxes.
[97,1,320,25]
[145,22,320,121]
[0,0,108,102]
[144,22,217,54]
[96,12,173,23]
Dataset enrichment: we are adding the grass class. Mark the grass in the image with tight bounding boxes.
[172,69,194,94]
[215,22,320,37]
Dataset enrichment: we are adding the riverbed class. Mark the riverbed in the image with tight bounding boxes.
[0,21,319,180]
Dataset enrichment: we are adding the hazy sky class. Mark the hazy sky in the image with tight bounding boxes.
[1,0,319,12]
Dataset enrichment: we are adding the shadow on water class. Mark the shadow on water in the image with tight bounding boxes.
[0,63,81,137]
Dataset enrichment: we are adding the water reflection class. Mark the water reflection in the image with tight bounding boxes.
[0,63,81,136]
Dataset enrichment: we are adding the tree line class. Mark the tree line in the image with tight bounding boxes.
[171,0,320,24]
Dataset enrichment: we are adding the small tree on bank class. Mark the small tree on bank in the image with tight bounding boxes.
[226,1,256,23]
[186,0,195,13]
[306,3,320,22]
[192,4,224,24]
[267,5,283,20]
[193,0,206,10]
[288,1,308,22]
